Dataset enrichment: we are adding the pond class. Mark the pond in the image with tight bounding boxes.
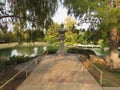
[0,45,110,60]
[90,48,109,57]
[0,46,44,59]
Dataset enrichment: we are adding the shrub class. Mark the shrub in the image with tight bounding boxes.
[9,56,30,64]
[0,61,6,71]
[0,56,32,72]
[67,47,96,57]
[47,46,59,54]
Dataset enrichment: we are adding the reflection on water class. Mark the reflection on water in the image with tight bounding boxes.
[91,49,102,56]
[43,46,47,51]
[0,46,43,58]
[11,47,38,57]
[31,47,38,57]
[11,49,22,57]
[90,48,109,57]
[0,46,111,59]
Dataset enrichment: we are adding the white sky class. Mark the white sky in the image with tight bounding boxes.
[52,5,68,24]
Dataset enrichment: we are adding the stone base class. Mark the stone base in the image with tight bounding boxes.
[57,48,67,56]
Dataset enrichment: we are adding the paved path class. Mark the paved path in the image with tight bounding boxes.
[17,55,103,90]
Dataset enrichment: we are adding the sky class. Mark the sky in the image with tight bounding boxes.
[52,5,68,24]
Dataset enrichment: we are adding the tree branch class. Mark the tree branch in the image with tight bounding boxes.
[0,15,37,21]
[0,15,20,19]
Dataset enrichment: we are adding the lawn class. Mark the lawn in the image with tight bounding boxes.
[0,42,47,49]
[95,64,120,87]
[0,43,18,49]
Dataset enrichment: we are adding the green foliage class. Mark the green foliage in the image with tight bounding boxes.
[9,56,30,64]
[64,16,78,45]
[45,23,60,44]
[77,30,102,45]
[0,61,6,71]
[11,22,45,43]
[63,0,91,17]
[0,29,5,43]
[67,47,96,56]
[0,30,16,43]
[0,0,59,43]
[63,0,120,48]
[0,56,31,72]
[98,8,120,31]
[76,32,86,44]
[47,46,59,54]
[98,39,103,45]
[65,31,78,45]
[64,16,76,31]
[1,0,58,27]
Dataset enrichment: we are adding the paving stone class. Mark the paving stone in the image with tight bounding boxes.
[17,55,103,90]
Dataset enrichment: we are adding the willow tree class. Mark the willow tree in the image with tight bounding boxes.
[0,0,58,41]
[63,0,120,69]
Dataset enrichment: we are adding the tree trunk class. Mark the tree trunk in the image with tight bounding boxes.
[106,27,120,69]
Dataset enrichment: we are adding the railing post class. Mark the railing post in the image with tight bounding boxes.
[26,68,28,78]
[100,72,103,86]
[0,87,3,90]
[81,56,103,86]
[34,59,38,65]
[0,54,44,89]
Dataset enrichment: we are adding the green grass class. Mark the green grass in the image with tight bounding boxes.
[79,54,120,87]
[88,64,120,87]
[0,42,47,49]
[0,43,18,49]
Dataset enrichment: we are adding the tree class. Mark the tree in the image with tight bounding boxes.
[13,22,23,43]
[0,0,57,43]
[64,16,77,45]
[63,0,120,69]
[64,16,76,30]
[95,0,120,69]
[0,28,5,43]
[0,0,58,37]
[7,31,15,43]
[45,23,60,44]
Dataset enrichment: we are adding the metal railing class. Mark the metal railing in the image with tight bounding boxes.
[80,55,103,86]
[77,44,101,48]
[0,51,47,90]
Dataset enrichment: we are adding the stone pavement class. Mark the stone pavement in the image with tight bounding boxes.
[17,54,103,90]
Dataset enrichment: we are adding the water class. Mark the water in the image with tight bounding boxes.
[0,46,43,59]
[90,48,109,57]
[0,46,110,59]
[11,47,38,57]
